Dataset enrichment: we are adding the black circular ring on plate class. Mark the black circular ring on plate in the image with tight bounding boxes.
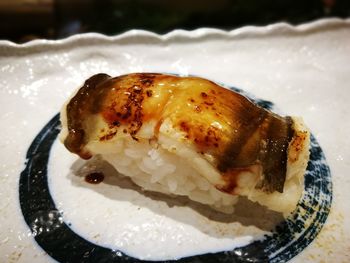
[19,95,332,263]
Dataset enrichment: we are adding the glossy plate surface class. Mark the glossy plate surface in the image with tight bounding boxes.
[1,18,350,262]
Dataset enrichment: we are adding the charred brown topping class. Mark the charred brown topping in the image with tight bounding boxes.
[179,121,190,133]
[291,131,306,153]
[99,131,117,141]
[64,73,295,193]
[194,105,202,113]
[101,81,146,141]
[112,121,121,127]
[199,90,216,109]
[179,122,221,150]
[138,73,157,86]
[288,130,307,163]
[64,73,160,157]
[64,73,112,159]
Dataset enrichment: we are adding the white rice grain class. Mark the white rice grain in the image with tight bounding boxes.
[101,139,237,213]
[167,178,178,192]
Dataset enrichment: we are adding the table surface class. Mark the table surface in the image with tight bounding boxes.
[0,0,350,43]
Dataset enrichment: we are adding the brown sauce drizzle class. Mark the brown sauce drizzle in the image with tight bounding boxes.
[216,167,251,194]
[85,172,105,184]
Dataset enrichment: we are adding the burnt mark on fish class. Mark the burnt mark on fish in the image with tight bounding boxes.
[65,73,159,156]
[288,130,307,163]
[99,131,117,141]
[101,74,159,141]
[64,73,295,193]
[138,73,157,86]
[201,92,208,98]
[64,73,112,159]
[179,121,221,150]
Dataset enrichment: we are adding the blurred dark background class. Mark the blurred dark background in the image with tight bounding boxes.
[0,0,349,43]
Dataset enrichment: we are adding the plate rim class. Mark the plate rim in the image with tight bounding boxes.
[0,18,349,54]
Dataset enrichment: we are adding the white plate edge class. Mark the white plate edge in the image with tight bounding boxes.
[0,18,349,51]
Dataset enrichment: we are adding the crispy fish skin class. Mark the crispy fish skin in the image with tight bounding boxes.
[62,73,301,195]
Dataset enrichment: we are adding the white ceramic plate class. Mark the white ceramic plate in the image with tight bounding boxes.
[1,18,349,262]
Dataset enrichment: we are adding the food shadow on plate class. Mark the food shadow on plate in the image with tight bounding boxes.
[67,157,284,238]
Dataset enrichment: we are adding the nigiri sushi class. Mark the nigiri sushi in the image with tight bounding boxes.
[60,73,310,215]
